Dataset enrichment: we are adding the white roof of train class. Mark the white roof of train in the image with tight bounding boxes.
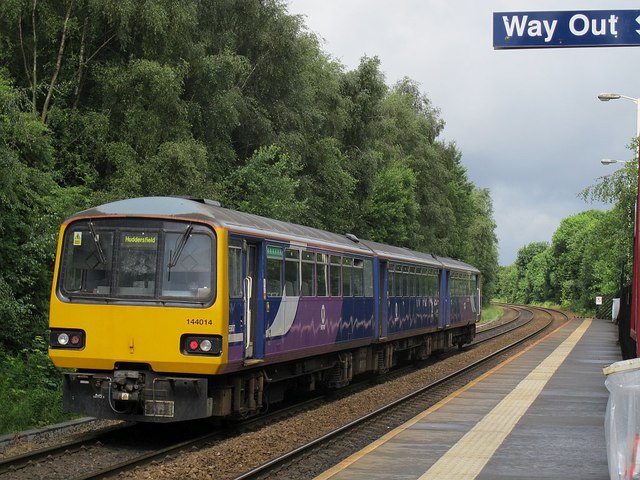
[72,196,479,274]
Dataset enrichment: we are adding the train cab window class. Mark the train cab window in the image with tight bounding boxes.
[228,240,243,298]
[330,255,341,296]
[116,232,158,297]
[62,230,114,294]
[161,231,212,299]
[353,258,364,296]
[59,219,215,304]
[266,245,283,297]
[301,251,315,296]
[285,249,300,296]
[317,253,328,297]
[342,257,353,297]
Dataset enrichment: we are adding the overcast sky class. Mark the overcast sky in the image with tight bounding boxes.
[287,0,640,265]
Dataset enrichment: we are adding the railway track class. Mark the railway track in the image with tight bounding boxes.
[0,305,567,480]
[0,395,329,480]
[234,305,564,480]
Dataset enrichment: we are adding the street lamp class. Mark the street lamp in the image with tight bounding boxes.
[598,93,640,137]
[601,158,635,165]
[599,92,640,357]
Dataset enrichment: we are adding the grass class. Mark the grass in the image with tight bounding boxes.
[0,337,74,435]
[480,304,504,325]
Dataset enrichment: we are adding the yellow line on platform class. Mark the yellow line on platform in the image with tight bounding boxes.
[418,318,591,480]
[314,318,587,480]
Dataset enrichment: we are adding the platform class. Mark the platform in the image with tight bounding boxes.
[316,317,621,480]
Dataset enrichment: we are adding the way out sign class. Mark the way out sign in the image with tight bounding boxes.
[493,10,640,49]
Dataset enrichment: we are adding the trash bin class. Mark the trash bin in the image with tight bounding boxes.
[604,358,640,479]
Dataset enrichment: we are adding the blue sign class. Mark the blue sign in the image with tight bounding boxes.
[494,10,640,49]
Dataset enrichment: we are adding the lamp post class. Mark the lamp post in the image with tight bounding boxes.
[601,158,635,165]
[599,92,640,357]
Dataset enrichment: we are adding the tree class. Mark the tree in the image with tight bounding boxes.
[551,211,604,308]
[221,145,307,222]
[580,160,635,288]
[467,189,499,304]
[510,242,549,304]
[361,162,421,246]
[0,70,85,351]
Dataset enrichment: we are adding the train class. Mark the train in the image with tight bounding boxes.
[48,196,481,422]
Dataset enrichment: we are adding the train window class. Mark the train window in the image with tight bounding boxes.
[364,259,373,297]
[117,232,159,297]
[425,269,433,296]
[317,254,328,297]
[342,257,353,297]
[402,265,410,297]
[285,248,300,296]
[62,230,114,294]
[393,265,402,297]
[388,268,395,297]
[353,259,364,297]
[266,245,283,297]
[301,252,315,296]
[161,231,212,299]
[418,270,426,296]
[409,267,416,296]
[228,242,243,298]
[59,219,215,304]
[330,256,341,296]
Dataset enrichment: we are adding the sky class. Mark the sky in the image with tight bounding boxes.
[286,0,640,265]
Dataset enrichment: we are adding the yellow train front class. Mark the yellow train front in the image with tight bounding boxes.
[49,197,234,422]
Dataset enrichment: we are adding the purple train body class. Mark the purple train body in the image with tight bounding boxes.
[50,197,480,422]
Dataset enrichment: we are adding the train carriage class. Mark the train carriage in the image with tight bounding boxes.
[48,196,480,422]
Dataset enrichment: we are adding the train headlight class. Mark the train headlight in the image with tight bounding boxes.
[49,329,85,349]
[199,339,212,352]
[181,335,222,356]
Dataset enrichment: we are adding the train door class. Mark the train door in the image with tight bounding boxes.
[243,243,258,359]
[438,269,450,329]
[377,260,387,338]
[228,237,264,363]
[238,240,266,364]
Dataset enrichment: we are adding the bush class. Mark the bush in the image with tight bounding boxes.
[0,336,73,434]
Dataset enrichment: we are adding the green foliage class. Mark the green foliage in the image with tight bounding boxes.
[0,0,501,430]
[466,189,499,304]
[497,208,628,314]
[480,304,504,324]
[361,162,421,246]
[0,337,70,433]
[221,145,307,222]
[496,144,636,313]
[0,70,87,350]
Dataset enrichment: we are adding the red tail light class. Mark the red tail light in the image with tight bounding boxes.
[50,329,85,349]
[181,335,222,356]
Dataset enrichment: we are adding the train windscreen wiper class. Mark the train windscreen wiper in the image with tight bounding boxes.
[88,220,107,265]
[167,224,193,280]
